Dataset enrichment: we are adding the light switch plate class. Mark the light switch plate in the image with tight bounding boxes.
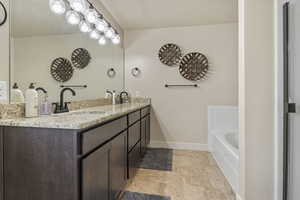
[0,81,8,101]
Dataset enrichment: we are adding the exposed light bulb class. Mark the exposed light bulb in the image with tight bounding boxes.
[66,10,81,25]
[90,30,100,40]
[49,0,66,15]
[79,20,92,33]
[112,35,121,45]
[70,0,87,13]
[105,27,115,39]
[95,19,108,32]
[85,8,98,24]
[98,36,107,45]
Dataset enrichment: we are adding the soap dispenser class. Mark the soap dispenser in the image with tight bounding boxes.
[11,83,25,104]
[25,83,39,118]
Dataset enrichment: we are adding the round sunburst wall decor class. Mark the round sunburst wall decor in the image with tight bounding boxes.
[50,57,74,82]
[71,48,91,69]
[158,43,182,66]
[0,1,7,26]
[179,52,209,81]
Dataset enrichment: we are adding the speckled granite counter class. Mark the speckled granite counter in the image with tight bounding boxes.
[0,102,150,130]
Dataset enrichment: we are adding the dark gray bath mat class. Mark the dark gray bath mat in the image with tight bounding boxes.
[122,191,171,200]
[139,148,173,171]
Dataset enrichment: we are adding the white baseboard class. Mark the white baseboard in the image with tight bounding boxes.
[149,141,209,151]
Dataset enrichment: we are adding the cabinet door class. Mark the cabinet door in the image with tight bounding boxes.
[141,118,147,156]
[82,143,111,200]
[128,142,141,179]
[146,115,151,145]
[110,131,127,200]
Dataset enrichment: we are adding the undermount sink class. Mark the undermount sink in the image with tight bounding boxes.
[53,110,106,117]
[69,111,106,115]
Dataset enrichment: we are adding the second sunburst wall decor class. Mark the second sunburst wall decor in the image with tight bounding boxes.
[179,52,209,81]
[71,48,91,69]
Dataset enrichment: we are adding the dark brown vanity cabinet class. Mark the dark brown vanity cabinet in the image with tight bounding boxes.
[0,128,3,200]
[0,106,151,200]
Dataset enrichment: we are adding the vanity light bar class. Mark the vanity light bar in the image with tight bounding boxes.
[49,0,121,45]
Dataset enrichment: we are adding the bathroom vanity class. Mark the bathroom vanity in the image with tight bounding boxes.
[0,103,151,200]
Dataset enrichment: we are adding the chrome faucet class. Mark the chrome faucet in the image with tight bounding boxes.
[53,88,76,113]
[106,90,113,96]
[120,91,129,104]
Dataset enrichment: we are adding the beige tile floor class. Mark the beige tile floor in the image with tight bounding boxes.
[125,150,236,200]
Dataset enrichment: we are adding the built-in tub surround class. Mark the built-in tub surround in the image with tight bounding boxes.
[0,101,150,129]
[208,106,239,195]
[211,130,239,193]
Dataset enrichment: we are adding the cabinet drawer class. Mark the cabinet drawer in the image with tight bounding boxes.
[128,110,140,125]
[141,106,150,117]
[82,117,127,154]
[128,121,141,151]
[128,142,141,179]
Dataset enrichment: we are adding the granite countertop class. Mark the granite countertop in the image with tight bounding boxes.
[0,102,150,130]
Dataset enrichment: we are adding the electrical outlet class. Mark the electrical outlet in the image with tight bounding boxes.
[0,81,8,101]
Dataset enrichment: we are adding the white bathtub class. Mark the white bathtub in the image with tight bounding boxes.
[208,106,239,194]
[211,131,239,193]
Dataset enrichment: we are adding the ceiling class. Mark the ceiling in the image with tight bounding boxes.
[11,0,79,37]
[11,0,238,37]
[100,0,238,30]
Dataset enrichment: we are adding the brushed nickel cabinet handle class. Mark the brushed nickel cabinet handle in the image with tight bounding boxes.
[0,1,7,26]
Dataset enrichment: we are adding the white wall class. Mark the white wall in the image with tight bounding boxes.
[12,34,124,103]
[239,0,275,199]
[125,23,238,149]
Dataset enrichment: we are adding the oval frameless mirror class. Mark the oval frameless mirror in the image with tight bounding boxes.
[0,1,7,26]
